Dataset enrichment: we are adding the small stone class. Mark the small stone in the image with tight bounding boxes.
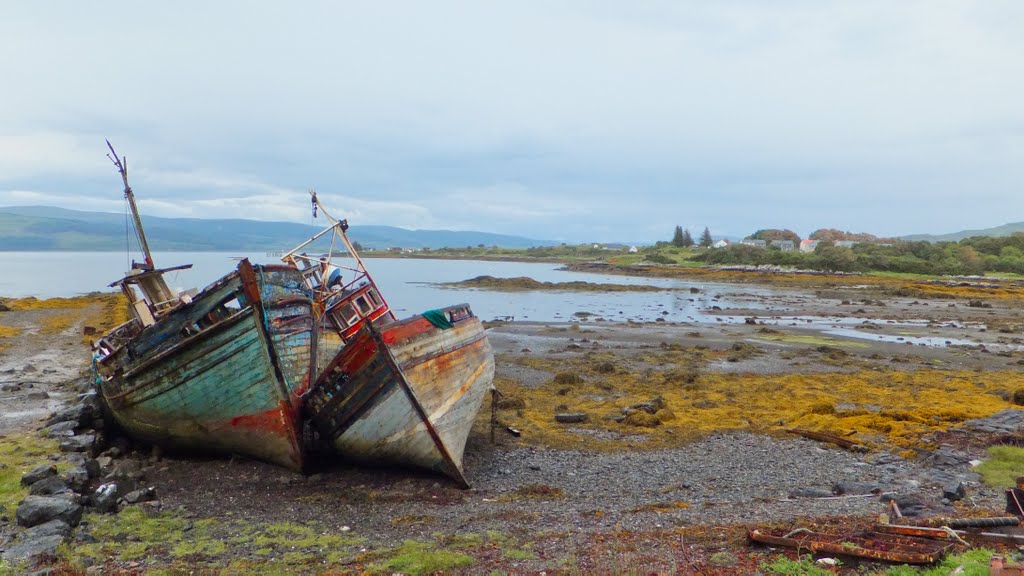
[65,466,91,493]
[29,475,71,496]
[554,413,588,424]
[46,404,85,427]
[21,464,57,486]
[26,391,50,400]
[1,533,66,564]
[788,487,834,499]
[16,495,83,527]
[45,420,78,438]
[123,487,156,505]
[832,481,881,496]
[942,481,967,502]
[23,519,72,539]
[60,434,96,454]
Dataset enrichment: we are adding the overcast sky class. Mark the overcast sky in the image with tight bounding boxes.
[1,2,1022,243]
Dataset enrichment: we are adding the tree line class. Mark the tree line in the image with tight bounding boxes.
[692,233,1024,276]
[670,226,713,248]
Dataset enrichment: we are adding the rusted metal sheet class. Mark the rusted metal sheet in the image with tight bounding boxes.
[992,555,1024,575]
[748,528,954,564]
[874,523,1024,545]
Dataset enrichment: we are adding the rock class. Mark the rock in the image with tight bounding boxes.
[0,383,21,392]
[628,402,659,415]
[106,459,145,482]
[29,475,71,496]
[708,551,738,567]
[21,464,57,486]
[832,481,881,496]
[25,391,50,400]
[46,404,86,427]
[91,483,120,513]
[788,487,834,499]
[59,434,96,454]
[65,466,91,493]
[45,420,78,438]
[23,519,72,539]
[943,481,967,502]
[880,493,931,517]
[95,456,113,471]
[82,459,100,479]
[1,533,66,564]
[922,445,971,468]
[123,487,156,505]
[16,495,83,527]
[554,413,589,424]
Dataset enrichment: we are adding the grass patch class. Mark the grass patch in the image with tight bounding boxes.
[63,510,367,573]
[754,333,869,348]
[0,434,64,515]
[876,548,993,575]
[761,554,835,575]
[0,325,20,338]
[366,540,473,575]
[974,445,1024,488]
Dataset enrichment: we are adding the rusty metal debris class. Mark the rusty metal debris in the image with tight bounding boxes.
[874,523,1024,546]
[748,528,956,564]
[992,555,1024,576]
[787,428,865,451]
[911,516,1020,529]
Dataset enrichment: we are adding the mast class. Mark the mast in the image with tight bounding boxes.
[106,139,153,269]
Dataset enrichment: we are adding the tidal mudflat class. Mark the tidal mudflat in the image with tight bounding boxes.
[2,270,1024,574]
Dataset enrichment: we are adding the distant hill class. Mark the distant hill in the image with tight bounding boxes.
[0,206,556,251]
[902,222,1024,242]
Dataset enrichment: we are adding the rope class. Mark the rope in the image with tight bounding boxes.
[940,526,970,547]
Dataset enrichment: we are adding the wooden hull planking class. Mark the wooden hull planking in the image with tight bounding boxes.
[308,306,494,485]
[98,262,313,470]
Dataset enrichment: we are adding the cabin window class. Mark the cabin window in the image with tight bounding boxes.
[367,289,382,307]
[354,295,371,315]
[223,297,241,310]
[339,303,359,326]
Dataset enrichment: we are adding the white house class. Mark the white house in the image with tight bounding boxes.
[799,239,818,253]
[713,239,730,249]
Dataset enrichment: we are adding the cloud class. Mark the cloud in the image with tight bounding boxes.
[2,2,1024,241]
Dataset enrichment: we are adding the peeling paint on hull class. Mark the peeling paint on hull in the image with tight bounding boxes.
[98,263,313,470]
[308,306,495,485]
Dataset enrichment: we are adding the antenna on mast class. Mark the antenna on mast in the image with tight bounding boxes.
[106,139,153,269]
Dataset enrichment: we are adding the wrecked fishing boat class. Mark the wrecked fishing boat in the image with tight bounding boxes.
[284,196,494,487]
[92,143,314,470]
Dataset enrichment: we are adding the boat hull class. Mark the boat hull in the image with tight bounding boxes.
[308,305,494,485]
[97,263,313,470]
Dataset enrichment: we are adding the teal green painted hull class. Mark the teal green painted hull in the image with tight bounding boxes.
[97,263,313,470]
